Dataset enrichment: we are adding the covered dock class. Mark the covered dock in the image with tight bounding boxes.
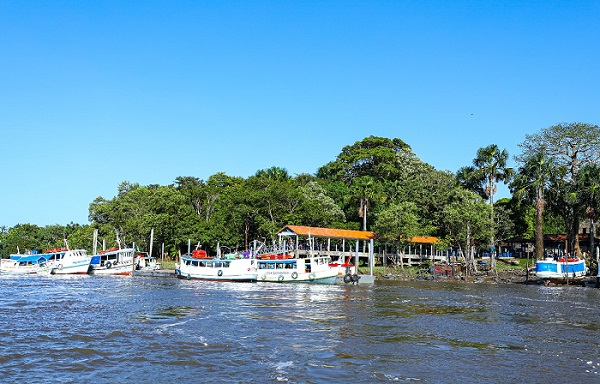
[275,225,376,283]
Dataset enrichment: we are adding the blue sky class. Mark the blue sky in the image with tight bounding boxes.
[1,1,598,228]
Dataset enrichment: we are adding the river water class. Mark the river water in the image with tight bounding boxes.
[1,275,599,383]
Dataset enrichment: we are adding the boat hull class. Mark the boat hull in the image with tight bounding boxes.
[175,269,257,282]
[257,256,339,284]
[0,265,51,275]
[89,264,133,276]
[258,270,338,284]
[50,259,93,275]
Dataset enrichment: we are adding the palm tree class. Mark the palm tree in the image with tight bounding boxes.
[254,166,290,181]
[350,176,378,231]
[510,151,558,261]
[576,164,600,264]
[472,144,513,271]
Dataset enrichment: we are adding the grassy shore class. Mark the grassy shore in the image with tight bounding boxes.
[358,258,535,284]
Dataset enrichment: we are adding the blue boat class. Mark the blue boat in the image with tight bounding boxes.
[535,257,588,283]
[1,254,51,275]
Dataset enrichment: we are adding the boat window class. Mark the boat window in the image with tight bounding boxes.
[268,263,275,269]
[199,262,206,267]
[215,262,222,268]
[259,263,266,269]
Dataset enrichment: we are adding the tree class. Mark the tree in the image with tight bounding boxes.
[298,180,346,227]
[254,166,290,181]
[510,151,560,260]
[470,144,513,271]
[576,163,600,266]
[518,122,600,256]
[350,176,382,231]
[89,182,189,257]
[373,201,423,270]
[317,136,410,182]
[441,189,491,276]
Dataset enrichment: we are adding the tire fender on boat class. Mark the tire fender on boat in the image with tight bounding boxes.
[105,262,112,269]
[343,274,353,284]
[309,272,316,280]
[217,270,223,277]
[57,264,63,270]
[277,274,285,282]
[261,274,267,280]
[351,274,360,283]
[291,272,298,279]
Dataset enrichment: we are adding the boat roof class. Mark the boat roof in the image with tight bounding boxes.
[10,255,48,263]
[277,225,376,241]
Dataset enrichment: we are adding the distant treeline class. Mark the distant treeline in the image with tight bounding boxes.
[1,124,599,266]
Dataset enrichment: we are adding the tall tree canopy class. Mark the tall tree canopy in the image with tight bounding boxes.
[317,136,411,182]
[510,151,560,260]
[518,122,600,256]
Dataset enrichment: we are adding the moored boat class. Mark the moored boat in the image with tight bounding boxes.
[89,247,135,276]
[535,256,588,283]
[1,254,51,275]
[44,248,93,275]
[256,252,339,284]
[175,248,257,282]
[134,252,162,271]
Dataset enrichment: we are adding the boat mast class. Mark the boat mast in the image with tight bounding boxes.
[149,228,154,257]
[93,229,98,255]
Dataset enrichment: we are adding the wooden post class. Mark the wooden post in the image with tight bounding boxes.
[355,240,359,274]
[370,238,374,276]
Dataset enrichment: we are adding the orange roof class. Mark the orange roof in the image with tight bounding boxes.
[409,236,439,244]
[278,225,376,241]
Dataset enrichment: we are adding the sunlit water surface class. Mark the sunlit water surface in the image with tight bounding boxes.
[1,275,599,383]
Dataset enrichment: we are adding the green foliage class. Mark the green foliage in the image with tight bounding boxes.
[441,189,492,247]
[4,127,598,260]
[317,136,411,182]
[373,201,422,245]
[517,122,600,255]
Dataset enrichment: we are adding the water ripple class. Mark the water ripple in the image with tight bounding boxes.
[1,277,599,383]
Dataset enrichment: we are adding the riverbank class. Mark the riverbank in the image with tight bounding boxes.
[134,264,599,287]
[379,268,600,287]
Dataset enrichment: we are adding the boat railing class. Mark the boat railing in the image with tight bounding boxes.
[255,244,294,256]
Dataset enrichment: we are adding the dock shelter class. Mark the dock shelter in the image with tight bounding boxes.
[276,225,376,282]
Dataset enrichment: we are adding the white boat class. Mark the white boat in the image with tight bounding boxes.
[89,247,135,276]
[256,252,339,284]
[175,249,258,282]
[1,254,51,275]
[535,256,588,283]
[134,252,162,271]
[40,247,92,275]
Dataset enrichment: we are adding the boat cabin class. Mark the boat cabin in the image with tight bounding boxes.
[182,259,233,269]
[257,256,330,273]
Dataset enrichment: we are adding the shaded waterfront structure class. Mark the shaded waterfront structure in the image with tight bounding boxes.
[275,225,376,281]
[503,233,600,259]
